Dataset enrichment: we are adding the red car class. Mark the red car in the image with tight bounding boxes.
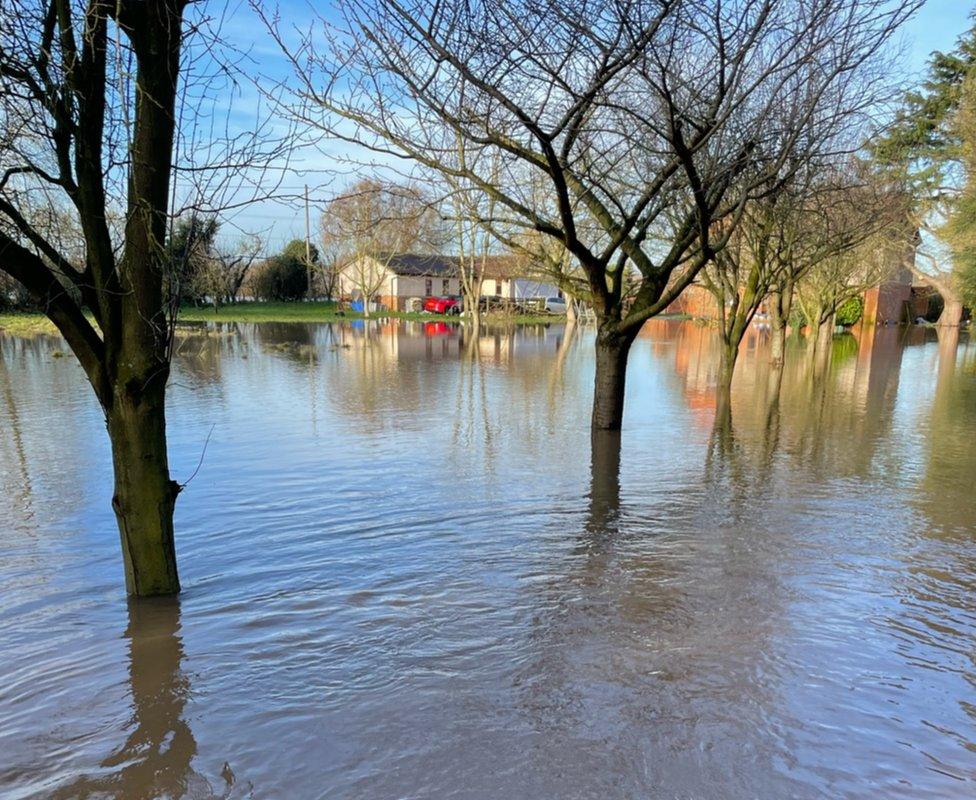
[423,295,462,315]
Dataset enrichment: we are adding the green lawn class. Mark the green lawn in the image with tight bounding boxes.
[0,312,69,337]
[1,302,565,337]
[179,300,342,323]
[179,301,562,326]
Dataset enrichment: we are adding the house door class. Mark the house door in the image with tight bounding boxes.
[425,278,433,296]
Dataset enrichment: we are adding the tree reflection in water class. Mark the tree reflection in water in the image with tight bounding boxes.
[52,598,232,800]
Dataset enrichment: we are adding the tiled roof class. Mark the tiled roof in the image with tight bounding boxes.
[373,252,532,279]
[476,255,525,280]
[384,253,460,276]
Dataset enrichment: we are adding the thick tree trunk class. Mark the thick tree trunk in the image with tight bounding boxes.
[938,297,964,327]
[591,326,635,431]
[107,384,181,596]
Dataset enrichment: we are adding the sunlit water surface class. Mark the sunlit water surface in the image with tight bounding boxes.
[1,319,975,799]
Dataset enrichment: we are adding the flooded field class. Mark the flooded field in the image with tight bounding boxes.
[1,319,974,799]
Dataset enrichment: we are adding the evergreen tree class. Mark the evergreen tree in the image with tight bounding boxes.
[872,19,976,322]
[165,216,219,305]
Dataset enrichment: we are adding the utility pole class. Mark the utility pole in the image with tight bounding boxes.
[305,184,312,301]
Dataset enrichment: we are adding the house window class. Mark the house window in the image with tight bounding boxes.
[425,278,433,296]
[495,280,502,296]
[442,278,450,294]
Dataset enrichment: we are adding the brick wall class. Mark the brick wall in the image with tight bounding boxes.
[862,282,911,325]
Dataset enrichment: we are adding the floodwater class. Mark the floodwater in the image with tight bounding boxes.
[1,318,975,799]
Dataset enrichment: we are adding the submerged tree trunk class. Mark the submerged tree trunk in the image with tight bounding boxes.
[718,341,738,393]
[591,325,635,431]
[107,379,181,596]
[587,429,622,534]
[769,294,787,368]
[768,283,793,368]
[816,312,835,354]
[808,311,835,376]
[713,380,734,446]
[0,0,188,598]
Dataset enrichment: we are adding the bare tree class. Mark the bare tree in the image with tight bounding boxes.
[314,236,342,302]
[186,231,264,310]
[322,178,443,317]
[263,0,920,431]
[510,228,589,326]
[794,173,916,361]
[438,137,498,330]
[0,0,288,595]
[796,231,907,360]
[701,162,910,384]
[219,234,264,304]
[0,0,194,595]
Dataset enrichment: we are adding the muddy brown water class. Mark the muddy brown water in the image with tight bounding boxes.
[1,319,974,799]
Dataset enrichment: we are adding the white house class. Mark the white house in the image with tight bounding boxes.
[338,253,462,311]
[337,252,562,310]
[477,256,562,305]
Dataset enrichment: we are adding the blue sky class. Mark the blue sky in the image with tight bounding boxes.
[214,1,976,251]
[905,0,972,71]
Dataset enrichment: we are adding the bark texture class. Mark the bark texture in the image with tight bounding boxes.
[938,298,964,327]
[108,379,181,596]
[591,328,635,431]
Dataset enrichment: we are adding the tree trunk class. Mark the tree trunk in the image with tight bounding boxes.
[769,323,786,367]
[808,311,835,376]
[587,429,622,533]
[468,293,482,331]
[816,313,835,354]
[107,384,181,597]
[767,355,785,404]
[768,283,792,368]
[718,339,738,391]
[591,326,635,431]
[938,297,964,327]
[565,292,577,326]
[714,380,733,446]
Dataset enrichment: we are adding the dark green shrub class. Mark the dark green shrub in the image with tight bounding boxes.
[248,254,308,301]
[836,295,864,326]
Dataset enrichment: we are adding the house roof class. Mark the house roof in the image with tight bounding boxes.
[477,255,526,280]
[383,253,460,276]
[361,252,536,279]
